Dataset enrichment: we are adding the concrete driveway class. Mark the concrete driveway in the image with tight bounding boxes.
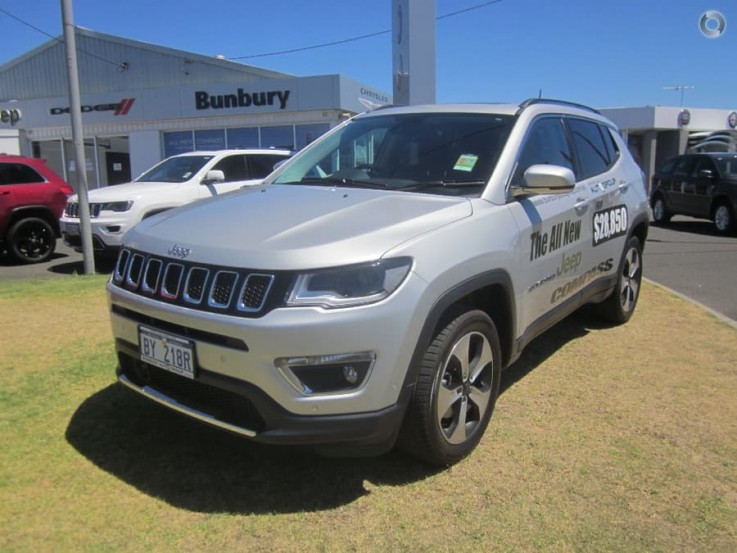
[643,215,737,323]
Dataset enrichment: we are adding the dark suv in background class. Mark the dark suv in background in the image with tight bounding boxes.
[0,155,72,263]
[651,152,737,235]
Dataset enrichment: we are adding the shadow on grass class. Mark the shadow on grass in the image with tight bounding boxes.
[66,384,443,514]
[500,306,611,394]
[49,255,117,276]
[65,307,610,515]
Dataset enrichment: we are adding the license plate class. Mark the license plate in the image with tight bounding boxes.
[139,326,195,379]
[65,222,80,235]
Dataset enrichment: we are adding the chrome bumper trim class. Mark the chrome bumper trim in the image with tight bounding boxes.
[117,373,258,438]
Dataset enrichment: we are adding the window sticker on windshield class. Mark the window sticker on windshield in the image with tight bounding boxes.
[454,154,478,172]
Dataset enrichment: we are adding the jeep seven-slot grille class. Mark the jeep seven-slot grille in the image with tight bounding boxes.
[112,248,280,317]
[64,202,102,218]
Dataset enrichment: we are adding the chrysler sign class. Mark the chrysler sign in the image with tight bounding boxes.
[50,98,136,116]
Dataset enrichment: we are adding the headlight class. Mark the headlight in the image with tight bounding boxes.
[100,201,133,212]
[286,257,412,308]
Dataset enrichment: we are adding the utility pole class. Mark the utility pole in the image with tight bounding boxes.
[61,0,95,274]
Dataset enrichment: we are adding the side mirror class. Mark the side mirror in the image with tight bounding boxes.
[515,164,576,196]
[201,169,225,184]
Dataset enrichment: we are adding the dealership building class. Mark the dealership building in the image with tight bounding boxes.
[0,28,390,188]
[1,28,736,192]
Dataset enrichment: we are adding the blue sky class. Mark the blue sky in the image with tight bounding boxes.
[1,0,735,109]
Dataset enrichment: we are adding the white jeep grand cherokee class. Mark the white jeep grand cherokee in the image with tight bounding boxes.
[60,149,290,255]
[107,100,649,465]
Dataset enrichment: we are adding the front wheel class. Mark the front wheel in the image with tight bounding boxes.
[400,310,501,466]
[595,236,643,324]
[7,217,56,264]
[713,202,735,235]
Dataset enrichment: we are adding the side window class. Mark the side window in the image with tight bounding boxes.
[512,117,574,186]
[673,156,694,178]
[248,154,288,179]
[212,155,249,182]
[690,157,715,177]
[0,162,45,185]
[568,118,611,180]
[657,157,678,175]
[601,126,620,164]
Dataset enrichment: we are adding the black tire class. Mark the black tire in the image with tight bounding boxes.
[713,201,735,235]
[400,309,501,466]
[596,236,643,324]
[651,195,671,225]
[7,217,56,264]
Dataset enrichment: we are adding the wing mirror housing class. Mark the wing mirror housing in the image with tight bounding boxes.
[513,164,576,197]
[201,169,225,184]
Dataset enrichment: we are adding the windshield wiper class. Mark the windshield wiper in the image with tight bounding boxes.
[400,180,487,191]
[293,177,391,189]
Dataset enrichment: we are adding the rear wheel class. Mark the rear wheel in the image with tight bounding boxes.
[713,201,735,235]
[596,236,642,324]
[7,217,56,264]
[651,195,671,225]
[400,309,501,466]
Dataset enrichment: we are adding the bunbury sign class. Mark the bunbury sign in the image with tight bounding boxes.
[195,88,291,111]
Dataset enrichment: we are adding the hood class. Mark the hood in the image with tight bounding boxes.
[124,185,473,269]
[70,181,181,203]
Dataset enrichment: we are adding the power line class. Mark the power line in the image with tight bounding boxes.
[1,1,505,66]
[0,7,126,69]
[231,0,505,60]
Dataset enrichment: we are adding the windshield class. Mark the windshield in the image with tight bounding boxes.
[136,155,214,183]
[272,112,514,196]
[713,155,737,178]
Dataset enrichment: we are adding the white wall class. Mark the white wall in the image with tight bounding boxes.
[128,131,161,178]
[0,129,20,154]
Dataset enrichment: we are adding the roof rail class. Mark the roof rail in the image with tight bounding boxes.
[517,98,601,115]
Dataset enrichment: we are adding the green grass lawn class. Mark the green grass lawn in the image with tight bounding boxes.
[1,276,736,552]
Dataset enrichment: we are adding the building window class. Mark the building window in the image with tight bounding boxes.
[163,131,194,157]
[296,123,331,150]
[226,127,259,149]
[194,129,226,151]
[260,126,294,150]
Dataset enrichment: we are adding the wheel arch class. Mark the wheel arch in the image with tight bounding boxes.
[399,269,516,404]
[8,206,61,237]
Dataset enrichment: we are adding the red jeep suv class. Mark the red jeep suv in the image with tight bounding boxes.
[0,155,72,263]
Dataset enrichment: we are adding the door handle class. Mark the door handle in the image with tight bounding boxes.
[574,197,589,214]
[0,191,10,196]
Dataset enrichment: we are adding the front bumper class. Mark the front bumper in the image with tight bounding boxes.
[107,270,428,447]
[60,217,128,252]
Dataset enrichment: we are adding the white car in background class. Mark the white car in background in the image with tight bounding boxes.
[60,149,291,256]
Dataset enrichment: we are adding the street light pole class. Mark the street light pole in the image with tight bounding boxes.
[60,0,95,275]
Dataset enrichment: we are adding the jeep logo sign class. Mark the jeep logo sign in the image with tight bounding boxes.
[0,108,21,126]
[50,98,136,116]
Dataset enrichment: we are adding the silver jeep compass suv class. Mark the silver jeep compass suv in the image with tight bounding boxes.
[108,99,649,465]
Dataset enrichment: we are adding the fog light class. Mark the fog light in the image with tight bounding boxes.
[275,352,375,395]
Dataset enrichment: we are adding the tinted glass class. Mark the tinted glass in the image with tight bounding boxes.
[712,155,737,177]
[512,117,574,185]
[568,118,611,179]
[248,154,289,178]
[137,155,213,183]
[0,163,45,185]
[212,155,249,181]
[273,112,515,196]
